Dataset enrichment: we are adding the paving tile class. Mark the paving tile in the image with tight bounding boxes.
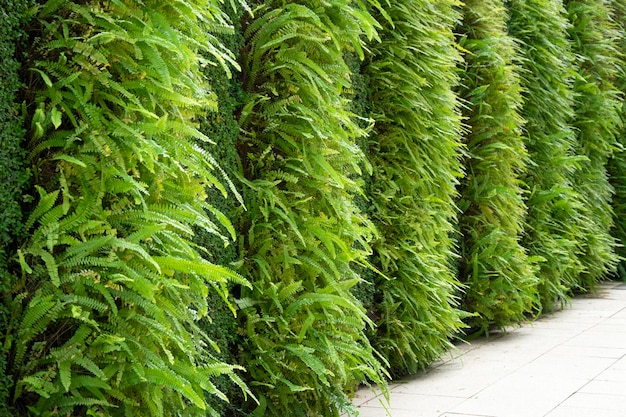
[359,393,465,417]
[610,355,626,369]
[392,361,510,398]
[547,344,626,359]
[595,368,626,382]
[352,386,385,406]
[579,379,626,396]
[550,309,614,322]
[564,330,626,350]
[610,307,626,319]
[526,318,594,332]
[439,414,498,417]
[588,321,626,333]
[509,325,580,339]
[456,334,560,366]
[559,392,626,411]
[352,405,393,417]
[516,353,615,380]
[544,405,626,417]
[448,372,587,417]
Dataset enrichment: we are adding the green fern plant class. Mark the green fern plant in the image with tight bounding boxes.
[6,0,250,415]
[507,0,586,311]
[608,0,626,280]
[565,0,622,289]
[457,0,539,333]
[236,1,389,415]
[363,0,467,375]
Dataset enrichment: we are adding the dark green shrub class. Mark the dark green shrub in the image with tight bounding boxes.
[507,0,585,311]
[196,3,249,415]
[235,1,388,414]
[0,0,31,414]
[565,0,622,288]
[344,50,377,313]
[363,0,466,375]
[457,0,539,333]
[7,1,249,415]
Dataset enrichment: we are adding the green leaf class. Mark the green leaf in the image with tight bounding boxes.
[59,360,71,392]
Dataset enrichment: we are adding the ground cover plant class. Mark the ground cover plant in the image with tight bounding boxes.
[457,0,539,333]
[363,0,467,375]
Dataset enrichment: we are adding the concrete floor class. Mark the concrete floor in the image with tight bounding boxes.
[352,281,626,417]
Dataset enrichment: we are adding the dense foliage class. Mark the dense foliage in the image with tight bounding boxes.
[5,0,249,415]
[609,0,626,279]
[1,0,626,415]
[0,0,31,413]
[364,0,466,374]
[565,0,622,288]
[235,1,388,414]
[195,4,249,414]
[507,0,585,311]
[457,0,539,333]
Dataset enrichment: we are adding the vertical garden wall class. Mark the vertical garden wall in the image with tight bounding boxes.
[609,0,626,279]
[565,0,622,289]
[234,1,387,414]
[457,0,538,333]
[3,0,249,415]
[363,0,466,375]
[507,0,586,311]
[1,0,626,415]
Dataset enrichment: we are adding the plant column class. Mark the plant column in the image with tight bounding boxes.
[236,1,388,415]
[364,0,466,375]
[565,0,622,288]
[507,0,586,311]
[7,1,248,414]
[608,0,626,279]
[457,0,539,333]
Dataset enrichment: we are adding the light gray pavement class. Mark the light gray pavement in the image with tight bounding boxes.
[352,281,626,417]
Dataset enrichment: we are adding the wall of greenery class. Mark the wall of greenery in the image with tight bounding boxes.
[0,1,31,413]
[363,0,466,375]
[507,0,586,313]
[1,0,626,415]
[2,0,250,415]
[565,0,622,289]
[457,0,539,333]
[234,1,387,415]
[609,0,626,279]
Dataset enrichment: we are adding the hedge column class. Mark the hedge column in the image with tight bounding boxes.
[508,0,585,310]
[457,0,539,333]
[364,0,466,375]
[565,0,622,288]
